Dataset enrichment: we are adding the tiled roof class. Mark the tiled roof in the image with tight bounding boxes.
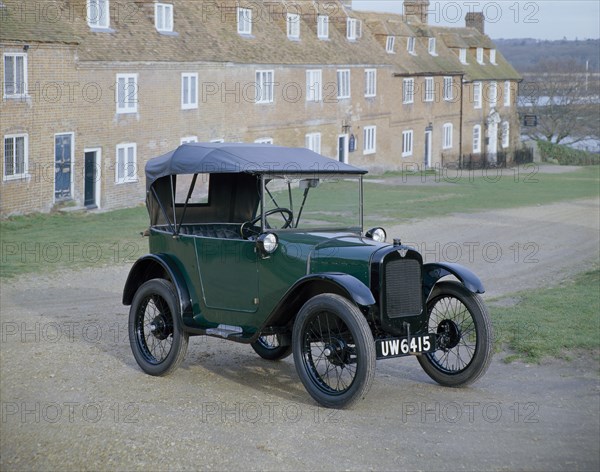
[0,0,520,80]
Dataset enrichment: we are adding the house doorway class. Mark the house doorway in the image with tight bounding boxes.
[338,134,348,163]
[84,148,101,208]
[54,133,73,201]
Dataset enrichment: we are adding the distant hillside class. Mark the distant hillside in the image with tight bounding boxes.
[494,38,600,73]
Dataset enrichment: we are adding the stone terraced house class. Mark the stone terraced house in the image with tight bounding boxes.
[0,0,521,216]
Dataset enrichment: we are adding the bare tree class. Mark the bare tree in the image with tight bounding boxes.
[519,59,600,144]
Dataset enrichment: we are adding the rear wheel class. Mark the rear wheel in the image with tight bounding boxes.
[129,279,189,376]
[418,281,493,387]
[251,335,292,360]
[293,294,376,409]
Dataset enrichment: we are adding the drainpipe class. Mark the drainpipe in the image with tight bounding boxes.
[459,74,465,167]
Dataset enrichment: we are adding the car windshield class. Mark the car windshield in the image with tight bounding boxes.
[262,174,363,231]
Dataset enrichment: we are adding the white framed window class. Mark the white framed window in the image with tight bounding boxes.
[3,133,28,180]
[386,36,395,53]
[442,123,453,149]
[428,37,437,55]
[180,136,198,144]
[255,138,273,144]
[473,125,481,153]
[256,70,274,104]
[237,7,252,35]
[407,37,416,54]
[115,143,137,184]
[363,126,376,155]
[473,81,482,109]
[459,48,467,64]
[87,0,110,29]
[155,3,173,32]
[364,69,376,98]
[287,13,300,39]
[502,121,510,148]
[504,81,511,107]
[337,69,351,99]
[181,73,198,110]
[3,53,27,98]
[346,18,361,40]
[317,15,329,39]
[305,133,321,154]
[490,49,497,65]
[306,69,322,102]
[424,77,434,102]
[116,73,138,114]
[476,47,484,64]
[402,130,413,157]
[443,76,453,101]
[488,81,497,108]
[403,78,414,104]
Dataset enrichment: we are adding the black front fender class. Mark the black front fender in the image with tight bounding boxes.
[422,262,485,300]
[122,254,192,318]
[258,272,376,334]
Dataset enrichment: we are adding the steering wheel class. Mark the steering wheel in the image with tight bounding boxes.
[241,208,294,238]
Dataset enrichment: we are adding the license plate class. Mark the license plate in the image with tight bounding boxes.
[376,334,435,359]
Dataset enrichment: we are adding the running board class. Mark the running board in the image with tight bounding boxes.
[205,324,244,339]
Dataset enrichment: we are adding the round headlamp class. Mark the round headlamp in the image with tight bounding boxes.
[366,227,387,243]
[257,232,279,255]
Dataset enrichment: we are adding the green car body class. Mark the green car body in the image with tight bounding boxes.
[123,143,493,408]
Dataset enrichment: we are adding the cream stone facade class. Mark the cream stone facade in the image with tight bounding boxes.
[1,0,521,216]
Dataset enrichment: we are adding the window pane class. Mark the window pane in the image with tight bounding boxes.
[117,147,124,181]
[4,56,14,95]
[4,138,14,175]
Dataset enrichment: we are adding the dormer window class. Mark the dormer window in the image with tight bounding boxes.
[317,15,329,39]
[490,49,497,65]
[477,47,484,64]
[347,18,361,41]
[155,3,173,33]
[386,36,395,53]
[237,7,252,35]
[428,37,437,55]
[407,37,416,55]
[459,48,468,64]
[87,0,109,29]
[287,13,300,39]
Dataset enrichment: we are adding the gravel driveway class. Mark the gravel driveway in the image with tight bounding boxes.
[1,196,599,471]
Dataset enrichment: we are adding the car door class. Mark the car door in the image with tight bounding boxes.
[195,237,259,313]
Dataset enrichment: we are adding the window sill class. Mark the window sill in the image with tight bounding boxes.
[363,150,376,156]
[115,179,139,185]
[89,27,115,33]
[157,30,179,36]
[181,105,199,110]
[402,153,413,158]
[3,174,30,182]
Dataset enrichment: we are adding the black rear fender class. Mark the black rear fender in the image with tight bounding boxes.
[122,254,192,318]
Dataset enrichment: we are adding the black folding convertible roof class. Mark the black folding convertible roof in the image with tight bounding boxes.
[145,143,367,190]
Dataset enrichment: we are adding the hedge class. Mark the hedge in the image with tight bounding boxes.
[537,140,600,165]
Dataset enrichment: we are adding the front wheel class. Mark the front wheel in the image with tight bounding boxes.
[418,281,493,387]
[293,294,376,409]
[251,335,292,361]
[129,279,189,376]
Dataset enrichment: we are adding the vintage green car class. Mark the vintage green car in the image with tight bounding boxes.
[123,143,493,408]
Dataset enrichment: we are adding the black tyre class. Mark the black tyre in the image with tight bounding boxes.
[129,279,189,376]
[251,335,292,361]
[293,294,376,409]
[418,281,493,387]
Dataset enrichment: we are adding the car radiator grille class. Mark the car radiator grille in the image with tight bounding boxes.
[385,258,422,318]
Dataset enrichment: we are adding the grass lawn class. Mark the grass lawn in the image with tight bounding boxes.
[490,267,600,363]
[363,165,599,226]
[1,166,598,278]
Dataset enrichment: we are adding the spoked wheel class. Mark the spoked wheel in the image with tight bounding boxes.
[251,334,292,360]
[129,279,189,376]
[418,281,493,387]
[293,294,375,409]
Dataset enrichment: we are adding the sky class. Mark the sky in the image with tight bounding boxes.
[352,0,600,40]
